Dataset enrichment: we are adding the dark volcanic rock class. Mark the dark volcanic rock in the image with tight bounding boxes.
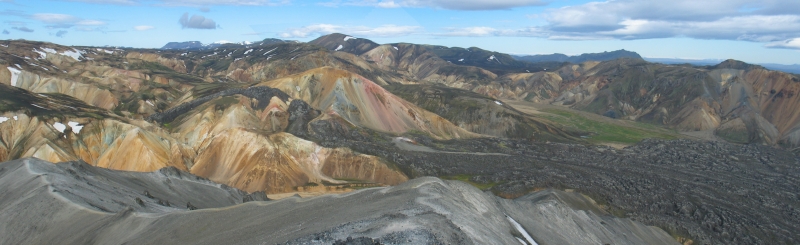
[294,119,800,245]
[147,86,290,124]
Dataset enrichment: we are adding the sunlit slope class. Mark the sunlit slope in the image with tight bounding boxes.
[260,67,479,140]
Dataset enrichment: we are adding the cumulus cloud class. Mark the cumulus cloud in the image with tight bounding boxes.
[279,24,421,38]
[179,13,217,29]
[326,0,546,10]
[55,30,68,37]
[134,25,155,31]
[12,27,34,32]
[541,0,800,42]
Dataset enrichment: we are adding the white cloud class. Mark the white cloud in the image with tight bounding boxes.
[32,13,80,23]
[326,0,546,10]
[440,27,497,36]
[76,20,106,26]
[279,24,422,38]
[766,38,800,50]
[31,13,107,30]
[134,25,155,31]
[540,0,800,42]
[439,26,547,37]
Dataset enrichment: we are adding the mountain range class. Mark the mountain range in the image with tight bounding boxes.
[1,33,799,244]
[513,49,643,64]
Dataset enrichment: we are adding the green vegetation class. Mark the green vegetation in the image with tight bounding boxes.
[440,174,501,190]
[540,108,679,145]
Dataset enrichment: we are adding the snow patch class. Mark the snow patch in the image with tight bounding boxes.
[526,70,530,73]
[0,117,8,124]
[458,58,464,62]
[488,55,496,60]
[244,49,253,55]
[53,122,66,133]
[264,47,277,55]
[0,44,7,48]
[507,215,538,245]
[97,48,114,54]
[7,66,21,87]
[393,46,398,50]
[41,48,57,54]
[343,36,356,41]
[13,116,18,120]
[29,63,48,71]
[34,49,47,59]
[495,101,503,105]
[146,100,154,106]
[60,49,83,61]
[335,45,344,51]
[31,104,46,109]
[68,121,83,134]
[296,86,301,92]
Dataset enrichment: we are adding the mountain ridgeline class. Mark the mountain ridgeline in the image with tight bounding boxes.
[1,33,799,245]
[513,49,643,63]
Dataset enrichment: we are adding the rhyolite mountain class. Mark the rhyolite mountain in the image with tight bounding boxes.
[1,34,799,245]
[308,34,800,147]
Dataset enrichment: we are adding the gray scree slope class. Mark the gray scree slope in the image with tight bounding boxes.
[0,158,677,245]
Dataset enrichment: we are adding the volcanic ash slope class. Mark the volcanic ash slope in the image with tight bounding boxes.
[0,158,677,245]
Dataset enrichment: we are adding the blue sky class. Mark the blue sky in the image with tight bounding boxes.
[1,0,799,64]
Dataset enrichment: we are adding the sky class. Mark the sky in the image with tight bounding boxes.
[1,0,799,65]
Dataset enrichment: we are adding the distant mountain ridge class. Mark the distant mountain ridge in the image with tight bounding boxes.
[645,57,800,74]
[160,38,289,50]
[514,50,643,63]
